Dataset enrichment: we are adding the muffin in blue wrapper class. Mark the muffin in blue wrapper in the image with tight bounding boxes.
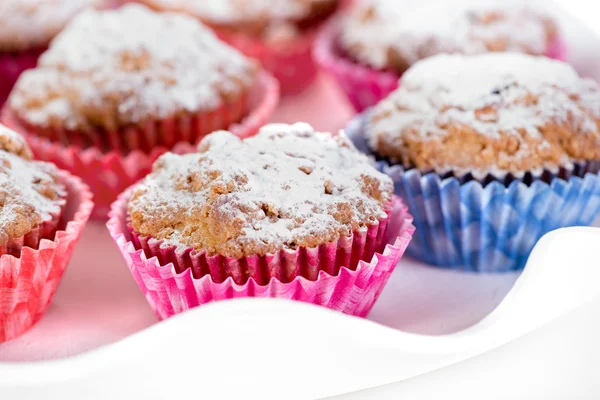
[345,53,600,272]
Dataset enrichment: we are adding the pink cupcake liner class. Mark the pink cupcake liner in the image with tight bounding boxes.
[0,170,94,343]
[108,189,415,320]
[0,48,44,109]
[2,71,280,220]
[314,20,569,112]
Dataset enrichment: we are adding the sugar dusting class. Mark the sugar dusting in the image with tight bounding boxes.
[129,123,393,257]
[8,4,258,130]
[341,0,557,71]
[367,53,600,176]
[0,124,66,245]
[0,0,107,51]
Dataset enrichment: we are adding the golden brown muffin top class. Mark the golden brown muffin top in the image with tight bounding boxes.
[366,53,600,178]
[0,0,108,52]
[0,124,66,246]
[341,0,558,74]
[129,123,393,258]
[7,5,259,132]
[137,0,338,40]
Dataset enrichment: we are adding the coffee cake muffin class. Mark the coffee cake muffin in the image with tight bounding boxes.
[0,124,66,256]
[345,53,600,272]
[315,0,564,111]
[2,4,279,219]
[0,122,93,343]
[130,122,393,260]
[110,122,414,318]
[0,0,110,107]
[367,53,600,181]
[6,4,260,152]
[136,0,343,94]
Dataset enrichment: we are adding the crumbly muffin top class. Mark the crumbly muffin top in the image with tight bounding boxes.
[0,0,107,52]
[341,0,558,73]
[8,4,258,132]
[138,0,338,39]
[366,53,600,177]
[129,123,393,258]
[0,124,66,246]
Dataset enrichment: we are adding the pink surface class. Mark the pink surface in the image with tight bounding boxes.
[2,71,280,220]
[0,74,519,361]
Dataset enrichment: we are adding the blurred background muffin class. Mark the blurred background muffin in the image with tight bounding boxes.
[2,4,279,219]
[0,0,111,108]
[316,0,564,111]
[135,0,344,94]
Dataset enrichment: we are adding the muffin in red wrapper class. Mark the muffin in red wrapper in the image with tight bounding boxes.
[315,0,566,112]
[134,0,346,94]
[108,123,414,319]
[2,5,280,220]
[0,124,93,343]
[0,0,114,108]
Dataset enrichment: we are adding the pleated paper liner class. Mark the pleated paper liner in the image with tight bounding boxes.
[1,70,280,220]
[108,187,415,320]
[0,170,94,343]
[344,110,600,272]
[314,19,569,112]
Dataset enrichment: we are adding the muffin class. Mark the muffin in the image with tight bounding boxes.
[2,4,279,219]
[136,0,343,94]
[315,0,565,111]
[346,53,600,272]
[108,123,414,319]
[0,0,110,108]
[0,123,93,342]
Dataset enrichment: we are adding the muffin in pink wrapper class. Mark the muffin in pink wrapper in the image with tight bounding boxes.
[314,0,566,112]
[134,0,346,94]
[107,123,415,319]
[2,5,280,220]
[0,124,94,343]
[0,0,114,108]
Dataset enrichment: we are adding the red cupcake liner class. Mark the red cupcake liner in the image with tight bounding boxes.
[108,186,415,320]
[314,20,569,112]
[0,209,62,258]
[11,92,250,154]
[0,47,45,109]
[2,70,280,220]
[0,170,94,343]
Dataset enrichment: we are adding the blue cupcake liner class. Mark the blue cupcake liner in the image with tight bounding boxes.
[345,111,600,272]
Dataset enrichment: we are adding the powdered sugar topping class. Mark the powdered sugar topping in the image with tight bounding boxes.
[8,4,258,131]
[0,0,107,51]
[129,123,393,257]
[341,0,557,72]
[367,53,600,176]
